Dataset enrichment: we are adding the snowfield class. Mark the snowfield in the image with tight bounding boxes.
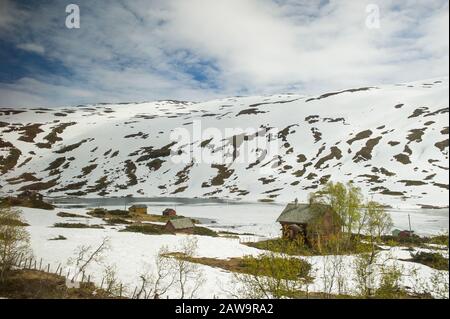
[17,205,449,299]
[1,78,449,208]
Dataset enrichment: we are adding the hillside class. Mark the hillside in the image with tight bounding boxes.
[0,78,448,208]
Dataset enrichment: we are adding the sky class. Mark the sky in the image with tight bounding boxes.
[0,0,448,107]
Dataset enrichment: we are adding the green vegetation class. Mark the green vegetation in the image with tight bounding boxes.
[57,212,90,218]
[49,235,67,241]
[120,224,169,235]
[103,217,132,225]
[168,253,311,280]
[409,251,449,271]
[0,269,119,299]
[121,224,218,237]
[193,226,218,237]
[1,196,54,210]
[53,223,104,229]
[0,206,32,282]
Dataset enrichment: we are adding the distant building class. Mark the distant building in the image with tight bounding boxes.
[391,229,402,237]
[398,230,415,238]
[165,217,195,234]
[17,190,43,202]
[277,201,341,246]
[162,208,177,217]
[392,229,415,238]
[128,204,147,215]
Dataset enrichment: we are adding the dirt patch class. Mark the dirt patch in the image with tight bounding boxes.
[314,146,342,169]
[306,87,375,102]
[406,128,426,144]
[54,138,91,154]
[173,162,194,186]
[236,108,267,116]
[435,139,448,152]
[394,153,411,165]
[352,136,382,163]
[0,269,117,299]
[0,147,21,174]
[44,157,66,171]
[16,123,44,143]
[18,177,59,192]
[347,130,372,145]
[36,122,76,148]
[6,173,41,185]
[398,180,427,186]
[136,142,176,162]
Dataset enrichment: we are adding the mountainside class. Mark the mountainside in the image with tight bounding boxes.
[0,78,448,208]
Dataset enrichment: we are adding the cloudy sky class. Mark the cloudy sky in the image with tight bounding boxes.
[0,0,448,107]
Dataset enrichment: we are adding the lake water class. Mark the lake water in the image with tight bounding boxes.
[49,197,449,237]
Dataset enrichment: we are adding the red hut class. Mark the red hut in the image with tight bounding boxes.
[162,208,177,217]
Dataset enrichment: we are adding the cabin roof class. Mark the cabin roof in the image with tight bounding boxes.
[276,203,330,224]
[167,217,194,229]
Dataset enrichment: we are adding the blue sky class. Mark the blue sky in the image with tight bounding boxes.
[0,0,448,107]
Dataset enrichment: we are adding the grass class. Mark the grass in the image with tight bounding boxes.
[409,252,449,271]
[166,253,312,280]
[120,223,169,235]
[57,212,91,218]
[1,197,54,210]
[49,235,67,240]
[193,226,218,237]
[120,223,218,237]
[0,269,118,299]
[87,208,200,224]
[104,217,132,225]
[245,237,376,256]
[382,234,449,248]
[0,217,29,226]
[53,223,104,229]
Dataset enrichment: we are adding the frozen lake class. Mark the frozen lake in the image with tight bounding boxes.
[51,198,449,237]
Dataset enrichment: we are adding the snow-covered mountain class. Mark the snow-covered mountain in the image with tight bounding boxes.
[1,78,448,208]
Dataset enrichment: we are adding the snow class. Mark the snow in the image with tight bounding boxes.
[1,78,448,208]
[16,204,449,299]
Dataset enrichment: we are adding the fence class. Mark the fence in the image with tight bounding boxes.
[11,254,133,298]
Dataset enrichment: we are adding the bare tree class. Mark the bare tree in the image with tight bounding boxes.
[0,206,32,282]
[68,237,110,282]
[169,237,205,299]
[102,264,122,296]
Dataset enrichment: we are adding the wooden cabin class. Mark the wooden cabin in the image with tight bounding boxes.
[165,218,194,234]
[162,208,177,217]
[128,204,147,215]
[17,190,43,201]
[277,201,341,246]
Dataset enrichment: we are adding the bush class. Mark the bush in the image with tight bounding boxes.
[53,223,104,229]
[410,252,449,271]
[193,226,218,237]
[0,207,32,281]
[120,224,169,235]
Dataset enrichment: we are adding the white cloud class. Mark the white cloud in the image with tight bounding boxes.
[0,0,448,107]
[17,43,46,54]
